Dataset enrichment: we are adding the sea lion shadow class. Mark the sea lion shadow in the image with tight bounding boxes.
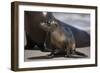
[27,53,88,60]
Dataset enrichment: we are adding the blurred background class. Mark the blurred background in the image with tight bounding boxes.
[53,12,90,34]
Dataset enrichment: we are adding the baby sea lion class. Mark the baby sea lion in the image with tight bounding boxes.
[40,19,76,58]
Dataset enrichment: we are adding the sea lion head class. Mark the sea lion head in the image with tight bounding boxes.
[40,20,58,32]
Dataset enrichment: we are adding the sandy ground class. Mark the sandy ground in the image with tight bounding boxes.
[24,47,90,62]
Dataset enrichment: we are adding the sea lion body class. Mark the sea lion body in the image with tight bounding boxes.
[40,20,75,57]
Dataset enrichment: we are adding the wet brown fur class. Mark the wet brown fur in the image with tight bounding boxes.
[40,20,76,57]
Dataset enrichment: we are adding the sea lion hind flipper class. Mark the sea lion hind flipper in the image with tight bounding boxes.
[74,51,88,57]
